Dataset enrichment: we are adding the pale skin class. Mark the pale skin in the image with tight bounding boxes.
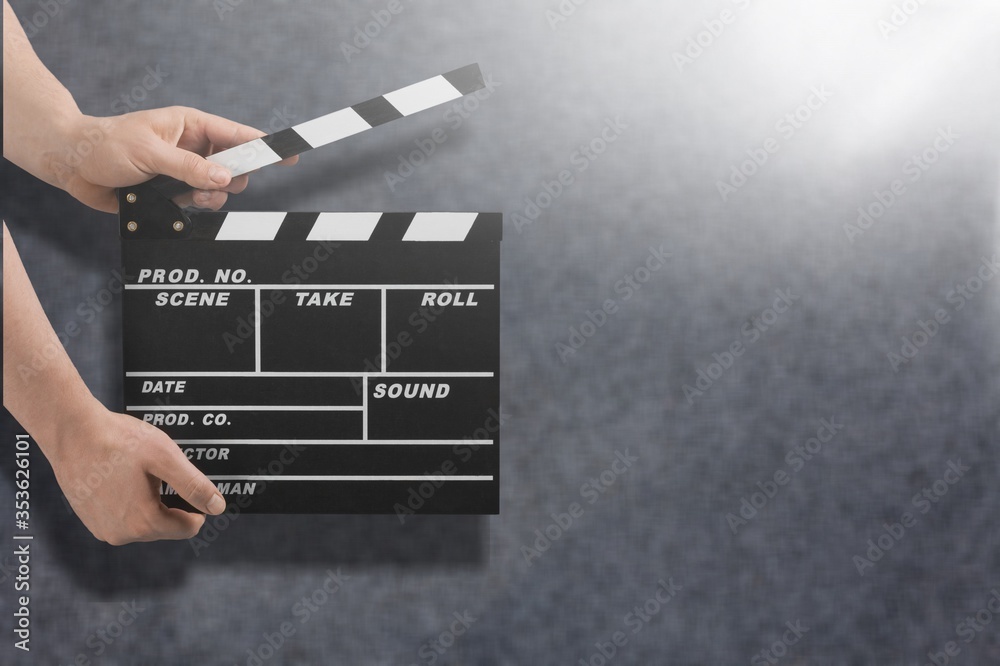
[2,0,295,545]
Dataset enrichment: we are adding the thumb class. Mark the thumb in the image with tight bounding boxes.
[147,444,227,516]
[146,143,232,191]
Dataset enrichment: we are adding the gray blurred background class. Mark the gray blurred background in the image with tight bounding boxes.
[2,0,999,664]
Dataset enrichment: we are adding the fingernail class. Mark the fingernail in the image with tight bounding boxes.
[209,167,229,185]
[194,190,212,204]
[207,494,226,515]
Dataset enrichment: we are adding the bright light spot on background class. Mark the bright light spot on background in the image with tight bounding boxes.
[689,0,1000,154]
[747,0,1000,153]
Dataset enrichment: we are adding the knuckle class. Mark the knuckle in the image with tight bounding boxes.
[182,152,207,179]
[228,177,248,194]
[179,473,210,506]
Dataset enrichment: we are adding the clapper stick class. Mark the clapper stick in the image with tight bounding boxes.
[118,64,500,514]
[135,63,485,204]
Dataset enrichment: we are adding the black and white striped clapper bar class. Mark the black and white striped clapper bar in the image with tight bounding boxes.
[118,64,500,515]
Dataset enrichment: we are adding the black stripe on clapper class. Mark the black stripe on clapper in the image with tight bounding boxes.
[261,128,315,160]
[443,64,485,96]
[272,212,319,241]
[352,96,404,127]
[368,213,415,240]
[463,213,503,242]
[188,212,228,240]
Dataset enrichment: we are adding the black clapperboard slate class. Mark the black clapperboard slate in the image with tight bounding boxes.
[119,65,500,514]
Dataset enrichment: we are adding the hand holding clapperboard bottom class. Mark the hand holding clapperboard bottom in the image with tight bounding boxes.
[3,0,499,545]
[121,63,501,518]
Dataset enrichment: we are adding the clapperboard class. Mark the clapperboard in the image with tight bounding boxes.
[119,65,500,514]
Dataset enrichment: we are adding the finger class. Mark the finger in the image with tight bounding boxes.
[192,190,229,210]
[222,174,250,194]
[187,108,266,151]
[146,144,234,192]
[141,505,207,542]
[147,443,226,516]
[171,174,245,209]
[205,174,250,194]
[171,189,228,211]
[65,179,119,214]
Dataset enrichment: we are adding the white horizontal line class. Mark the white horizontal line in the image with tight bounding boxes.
[126,405,362,412]
[175,440,493,446]
[207,475,493,482]
[126,372,495,378]
[124,284,496,291]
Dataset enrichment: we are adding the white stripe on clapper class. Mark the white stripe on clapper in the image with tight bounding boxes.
[383,76,463,116]
[403,212,478,241]
[215,212,286,241]
[293,107,371,150]
[306,212,383,241]
[209,138,282,177]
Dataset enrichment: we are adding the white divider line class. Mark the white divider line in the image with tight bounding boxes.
[126,371,495,378]
[207,475,493,482]
[174,439,493,445]
[254,288,261,373]
[381,289,387,373]
[125,284,497,291]
[362,376,369,441]
[127,405,363,412]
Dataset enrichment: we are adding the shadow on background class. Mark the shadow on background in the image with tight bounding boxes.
[0,412,485,597]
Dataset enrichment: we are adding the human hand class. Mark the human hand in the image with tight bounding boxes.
[53,106,297,213]
[47,403,226,546]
